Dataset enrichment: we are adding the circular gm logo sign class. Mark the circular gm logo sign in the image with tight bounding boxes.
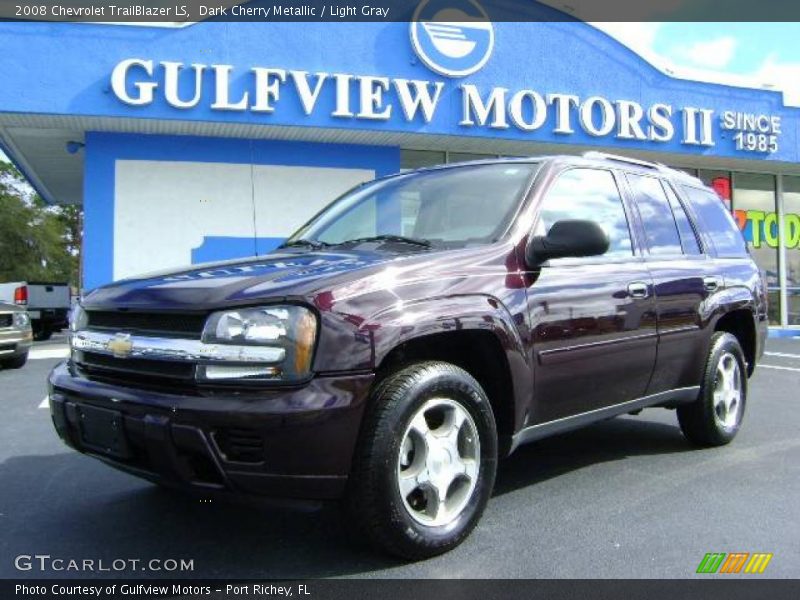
[410,0,494,78]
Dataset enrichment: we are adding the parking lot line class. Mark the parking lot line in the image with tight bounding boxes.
[38,396,49,409]
[759,364,800,373]
[764,351,800,360]
[28,347,69,360]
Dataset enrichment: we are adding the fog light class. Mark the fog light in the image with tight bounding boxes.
[201,365,281,380]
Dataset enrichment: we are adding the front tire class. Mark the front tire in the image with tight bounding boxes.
[678,332,747,447]
[346,361,497,560]
[0,352,28,370]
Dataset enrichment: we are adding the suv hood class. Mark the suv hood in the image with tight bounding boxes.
[83,248,415,311]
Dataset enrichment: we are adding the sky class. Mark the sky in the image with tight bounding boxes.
[594,22,800,105]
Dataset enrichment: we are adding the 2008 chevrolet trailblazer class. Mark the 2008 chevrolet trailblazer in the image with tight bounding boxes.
[50,153,766,559]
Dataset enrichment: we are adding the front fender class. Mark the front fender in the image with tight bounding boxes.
[367,294,528,367]
[313,293,532,432]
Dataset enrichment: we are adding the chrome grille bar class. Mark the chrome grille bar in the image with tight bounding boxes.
[72,330,285,363]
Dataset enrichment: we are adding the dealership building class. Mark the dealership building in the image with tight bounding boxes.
[0,6,799,333]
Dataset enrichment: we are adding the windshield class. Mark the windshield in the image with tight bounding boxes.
[286,163,539,249]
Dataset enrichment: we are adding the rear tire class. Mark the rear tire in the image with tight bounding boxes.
[345,361,497,560]
[0,352,28,370]
[677,332,746,447]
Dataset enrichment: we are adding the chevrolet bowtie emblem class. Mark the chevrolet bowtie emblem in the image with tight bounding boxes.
[107,333,133,358]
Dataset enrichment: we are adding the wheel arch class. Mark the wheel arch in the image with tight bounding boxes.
[713,308,757,376]
[370,296,530,456]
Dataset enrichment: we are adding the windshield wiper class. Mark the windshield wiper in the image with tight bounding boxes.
[338,234,432,248]
[279,238,332,250]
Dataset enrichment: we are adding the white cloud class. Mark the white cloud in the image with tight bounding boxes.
[672,36,737,69]
[591,22,663,60]
[751,54,800,106]
[591,24,800,107]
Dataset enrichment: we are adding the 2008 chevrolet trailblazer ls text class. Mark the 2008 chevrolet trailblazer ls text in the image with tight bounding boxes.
[49,153,767,559]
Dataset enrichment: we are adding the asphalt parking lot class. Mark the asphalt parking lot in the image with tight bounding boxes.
[1,334,798,579]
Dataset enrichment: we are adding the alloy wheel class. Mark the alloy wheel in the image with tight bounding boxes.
[396,398,480,527]
[712,352,742,431]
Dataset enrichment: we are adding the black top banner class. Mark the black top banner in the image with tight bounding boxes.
[2,0,800,23]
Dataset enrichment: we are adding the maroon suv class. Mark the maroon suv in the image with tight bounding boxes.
[50,152,767,559]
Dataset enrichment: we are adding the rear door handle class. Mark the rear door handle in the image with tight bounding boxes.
[627,282,649,299]
[704,276,721,292]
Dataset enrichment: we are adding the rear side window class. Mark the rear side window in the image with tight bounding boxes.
[662,182,702,255]
[680,186,748,257]
[626,174,682,255]
[537,168,633,257]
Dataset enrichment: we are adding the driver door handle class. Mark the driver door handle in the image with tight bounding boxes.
[627,281,649,299]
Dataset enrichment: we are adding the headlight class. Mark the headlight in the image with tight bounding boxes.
[69,304,88,332]
[198,305,317,382]
[13,312,30,329]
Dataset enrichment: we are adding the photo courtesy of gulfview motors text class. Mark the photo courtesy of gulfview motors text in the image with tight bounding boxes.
[1,1,800,599]
[14,583,308,597]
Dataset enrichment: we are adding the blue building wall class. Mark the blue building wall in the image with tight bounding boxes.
[82,133,399,289]
[0,20,794,161]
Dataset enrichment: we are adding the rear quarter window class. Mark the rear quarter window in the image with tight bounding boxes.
[680,185,748,257]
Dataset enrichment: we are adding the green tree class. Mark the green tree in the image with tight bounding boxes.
[0,162,81,286]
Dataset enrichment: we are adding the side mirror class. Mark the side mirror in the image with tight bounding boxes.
[526,219,610,267]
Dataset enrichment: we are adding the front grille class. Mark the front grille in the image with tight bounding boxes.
[0,314,12,328]
[75,351,196,381]
[214,428,265,464]
[86,311,207,339]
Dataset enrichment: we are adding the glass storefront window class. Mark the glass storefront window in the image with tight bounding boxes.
[448,152,497,163]
[782,176,800,325]
[698,169,730,186]
[733,173,780,325]
[401,150,502,170]
[698,169,732,206]
[400,150,446,171]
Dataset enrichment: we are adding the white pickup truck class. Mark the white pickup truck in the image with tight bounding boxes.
[0,281,71,340]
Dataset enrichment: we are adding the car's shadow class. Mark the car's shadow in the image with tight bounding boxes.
[493,416,692,498]
[0,417,692,578]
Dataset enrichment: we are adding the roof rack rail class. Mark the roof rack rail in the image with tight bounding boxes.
[582,151,659,169]
[656,166,704,185]
[582,151,704,185]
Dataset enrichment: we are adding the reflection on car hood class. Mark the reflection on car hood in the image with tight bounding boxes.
[83,248,407,310]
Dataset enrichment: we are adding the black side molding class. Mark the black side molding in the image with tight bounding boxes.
[510,386,700,453]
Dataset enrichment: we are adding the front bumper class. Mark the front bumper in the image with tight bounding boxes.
[0,328,33,358]
[48,362,373,500]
